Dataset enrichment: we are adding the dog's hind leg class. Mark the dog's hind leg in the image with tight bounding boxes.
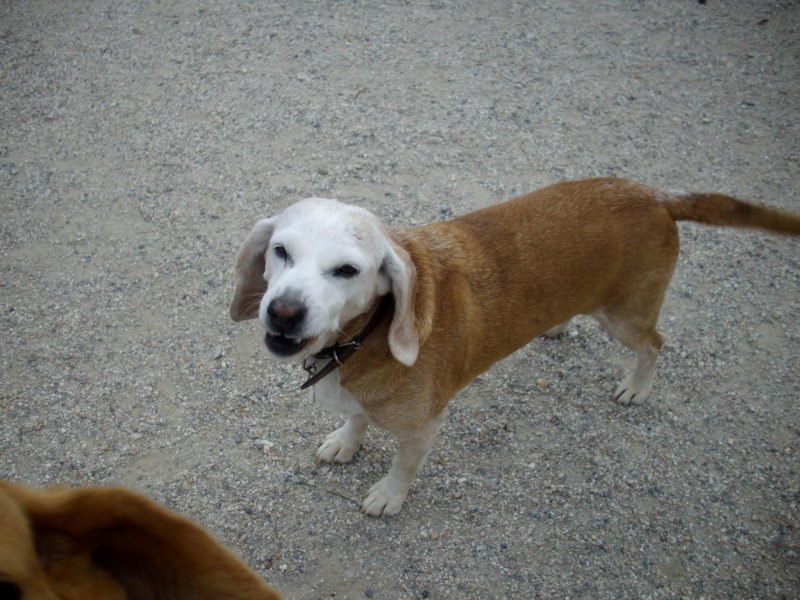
[612,328,664,406]
[593,310,665,406]
[593,240,676,406]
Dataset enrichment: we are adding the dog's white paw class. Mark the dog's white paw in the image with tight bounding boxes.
[614,375,652,406]
[316,427,361,464]
[361,476,409,517]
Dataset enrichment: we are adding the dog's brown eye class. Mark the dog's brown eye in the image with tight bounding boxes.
[333,264,359,278]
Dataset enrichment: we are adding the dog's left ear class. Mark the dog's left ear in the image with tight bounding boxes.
[230,217,276,322]
[380,237,419,366]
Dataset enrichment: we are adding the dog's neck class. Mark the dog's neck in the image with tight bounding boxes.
[301,295,393,390]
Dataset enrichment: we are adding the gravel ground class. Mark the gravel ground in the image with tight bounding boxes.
[2,1,799,598]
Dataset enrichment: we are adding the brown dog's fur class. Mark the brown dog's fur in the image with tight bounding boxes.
[231,177,800,516]
[0,480,282,600]
[340,179,800,413]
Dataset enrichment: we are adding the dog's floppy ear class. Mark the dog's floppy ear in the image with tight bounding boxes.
[230,217,276,322]
[0,480,283,600]
[381,236,419,367]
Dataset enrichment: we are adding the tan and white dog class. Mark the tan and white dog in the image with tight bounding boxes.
[230,177,800,517]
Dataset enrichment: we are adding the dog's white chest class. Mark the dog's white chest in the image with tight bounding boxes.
[309,371,363,417]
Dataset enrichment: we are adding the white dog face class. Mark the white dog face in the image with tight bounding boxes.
[230,198,420,366]
[258,199,391,356]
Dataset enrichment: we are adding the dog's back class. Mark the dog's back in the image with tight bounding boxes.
[410,179,680,371]
[397,177,799,404]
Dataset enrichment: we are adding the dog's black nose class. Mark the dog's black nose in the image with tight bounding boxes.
[267,298,307,333]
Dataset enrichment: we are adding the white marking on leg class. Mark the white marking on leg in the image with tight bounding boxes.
[614,339,660,406]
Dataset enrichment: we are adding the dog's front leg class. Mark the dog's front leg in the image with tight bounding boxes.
[361,412,446,517]
[316,413,369,463]
[313,374,369,463]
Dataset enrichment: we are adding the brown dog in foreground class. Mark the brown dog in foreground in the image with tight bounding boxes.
[0,479,282,599]
[230,177,800,517]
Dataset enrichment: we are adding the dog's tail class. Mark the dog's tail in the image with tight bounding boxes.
[664,192,800,235]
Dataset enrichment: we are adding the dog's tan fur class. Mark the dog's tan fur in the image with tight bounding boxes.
[231,177,800,516]
[0,479,282,599]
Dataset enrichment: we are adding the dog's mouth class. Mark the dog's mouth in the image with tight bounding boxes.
[264,332,313,357]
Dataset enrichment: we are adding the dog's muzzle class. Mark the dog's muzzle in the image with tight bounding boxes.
[264,296,310,356]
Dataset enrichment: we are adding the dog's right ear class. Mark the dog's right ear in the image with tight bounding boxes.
[230,217,276,322]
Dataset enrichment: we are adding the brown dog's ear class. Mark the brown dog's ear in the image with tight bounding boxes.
[381,236,419,366]
[0,480,283,600]
[230,218,276,322]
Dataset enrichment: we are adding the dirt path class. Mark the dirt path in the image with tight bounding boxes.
[1,2,798,597]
